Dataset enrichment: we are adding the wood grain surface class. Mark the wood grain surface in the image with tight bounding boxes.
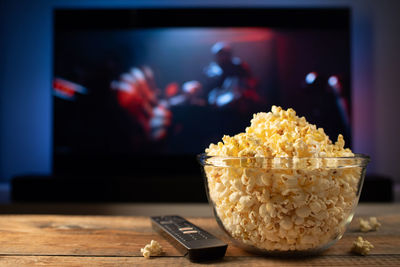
[0,204,399,266]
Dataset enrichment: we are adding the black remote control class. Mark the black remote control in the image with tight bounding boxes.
[151,215,228,262]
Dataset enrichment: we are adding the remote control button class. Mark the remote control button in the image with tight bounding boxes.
[160,220,173,224]
[183,230,198,234]
[179,227,193,231]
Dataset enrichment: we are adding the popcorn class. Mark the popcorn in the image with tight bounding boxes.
[369,217,381,230]
[140,240,163,258]
[206,106,353,158]
[359,218,372,232]
[204,106,361,251]
[359,217,381,232]
[351,236,374,255]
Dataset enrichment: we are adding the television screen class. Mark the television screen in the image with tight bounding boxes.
[52,8,350,194]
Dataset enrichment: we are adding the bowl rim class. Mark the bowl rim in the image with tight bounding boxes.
[197,153,370,168]
[198,153,370,160]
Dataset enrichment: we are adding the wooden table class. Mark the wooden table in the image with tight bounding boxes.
[0,204,399,266]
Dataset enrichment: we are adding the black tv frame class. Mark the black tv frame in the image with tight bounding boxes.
[48,7,351,202]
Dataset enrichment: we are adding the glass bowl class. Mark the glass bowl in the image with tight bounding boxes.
[198,153,370,255]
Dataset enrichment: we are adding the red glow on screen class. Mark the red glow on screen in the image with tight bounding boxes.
[53,79,75,98]
[53,78,87,100]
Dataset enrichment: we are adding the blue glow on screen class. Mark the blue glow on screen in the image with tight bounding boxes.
[305,72,317,84]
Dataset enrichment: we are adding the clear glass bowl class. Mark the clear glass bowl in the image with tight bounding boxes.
[198,153,370,255]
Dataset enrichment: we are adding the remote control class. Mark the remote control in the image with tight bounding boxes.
[151,215,228,262]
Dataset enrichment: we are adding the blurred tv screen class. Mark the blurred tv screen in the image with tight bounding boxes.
[53,8,350,176]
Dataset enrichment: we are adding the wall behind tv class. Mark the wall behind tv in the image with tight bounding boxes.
[0,0,399,183]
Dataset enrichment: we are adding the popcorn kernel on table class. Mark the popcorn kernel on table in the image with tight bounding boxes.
[351,236,374,256]
[359,218,372,232]
[369,217,381,230]
[360,217,381,232]
[140,240,163,259]
[204,106,360,251]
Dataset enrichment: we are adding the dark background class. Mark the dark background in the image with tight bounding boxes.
[1,1,399,203]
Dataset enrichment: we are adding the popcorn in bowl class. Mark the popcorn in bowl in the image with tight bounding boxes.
[198,106,369,253]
